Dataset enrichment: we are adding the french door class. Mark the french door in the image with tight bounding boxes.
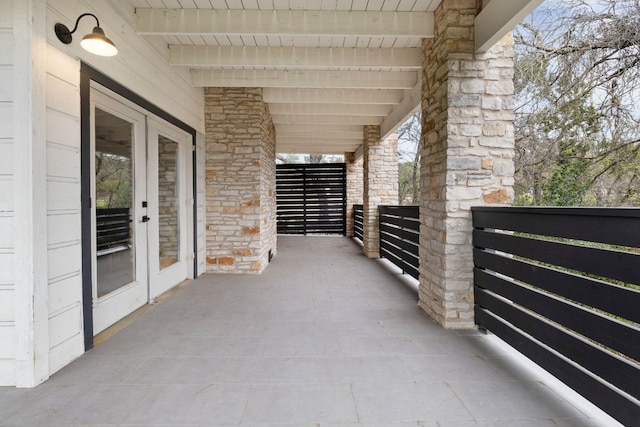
[146,117,190,299]
[90,88,190,334]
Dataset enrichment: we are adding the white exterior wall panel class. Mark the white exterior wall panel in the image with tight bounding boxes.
[0,0,15,386]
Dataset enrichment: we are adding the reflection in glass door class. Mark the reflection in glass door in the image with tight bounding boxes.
[94,108,135,297]
[158,135,180,270]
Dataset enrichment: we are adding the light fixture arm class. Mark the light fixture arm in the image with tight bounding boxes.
[55,13,100,45]
[67,13,101,37]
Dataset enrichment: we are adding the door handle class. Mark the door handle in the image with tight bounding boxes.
[142,215,150,223]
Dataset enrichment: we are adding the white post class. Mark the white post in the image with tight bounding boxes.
[13,0,49,387]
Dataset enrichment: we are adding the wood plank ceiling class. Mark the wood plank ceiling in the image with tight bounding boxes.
[128,0,441,155]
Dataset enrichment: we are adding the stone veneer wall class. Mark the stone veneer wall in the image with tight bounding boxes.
[419,0,515,328]
[345,152,364,237]
[204,87,277,274]
[362,127,399,257]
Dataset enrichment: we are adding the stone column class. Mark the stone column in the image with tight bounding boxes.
[362,127,399,258]
[345,151,363,237]
[204,87,277,274]
[419,0,515,328]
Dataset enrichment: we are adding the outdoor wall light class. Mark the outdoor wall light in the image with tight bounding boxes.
[55,13,118,57]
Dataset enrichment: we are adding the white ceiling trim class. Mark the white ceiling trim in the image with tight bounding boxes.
[275,123,363,133]
[169,46,422,69]
[277,130,364,140]
[263,88,404,104]
[277,145,361,154]
[278,136,363,145]
[269,103,392,116]
[135,9,435,38]
[271,114,382,125]
[191,69,419,89]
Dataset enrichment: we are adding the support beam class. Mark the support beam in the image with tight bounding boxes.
[136,9,435,38]
[380,79,421,140]
[475,0,544,52]
[191,69,418,89]
[269,103,391,116]
[275,123,363,133]
[170,46,422,69]
[271,114,381,126]
[277,144,360,154]
[264,88,403,105]
[277,139,362,152]
[276,130,363,140]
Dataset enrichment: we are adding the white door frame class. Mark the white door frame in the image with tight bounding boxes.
[80,66,201,350]
[90,90,148,335]
[147,116,191,299]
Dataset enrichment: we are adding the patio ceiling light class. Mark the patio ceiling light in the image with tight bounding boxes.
[55,13,118,57]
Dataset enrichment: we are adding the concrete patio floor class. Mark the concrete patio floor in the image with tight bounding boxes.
[0,236,622,426]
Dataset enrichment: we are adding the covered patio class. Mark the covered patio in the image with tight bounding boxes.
[0,236,619,426]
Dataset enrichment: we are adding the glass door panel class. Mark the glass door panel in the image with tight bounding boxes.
[94,108,135,297]
[158,135,180,270]
[147,117,189,299]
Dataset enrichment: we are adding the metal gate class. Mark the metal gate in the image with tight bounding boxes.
[276,163,346,235]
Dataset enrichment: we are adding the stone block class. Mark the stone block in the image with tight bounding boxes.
[447,156,481,170]
[493,159,515,177]
[483,188,510,204]
[233,248,253,256]
[460,80,484,94]
[486,80,514,96]
[481,96,502,111]
[459,124,482,137]
[482,122,506,136]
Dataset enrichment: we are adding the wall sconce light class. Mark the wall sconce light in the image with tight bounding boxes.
[55,13,118,57]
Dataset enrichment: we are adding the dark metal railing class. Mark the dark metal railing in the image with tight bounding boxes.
[472,207,640,426]
[379,205,419,279]
[96,208,131,253]
[353,204,363,241]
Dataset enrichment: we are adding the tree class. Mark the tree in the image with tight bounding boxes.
[95,152,131,208]
[397,112,421,205]
[514,0,640,206]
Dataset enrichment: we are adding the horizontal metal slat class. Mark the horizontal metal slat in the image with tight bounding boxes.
[474,248,640,324]
[475,306,640,427]
[472,207,640,247]
[475,268,640,362]
[475,287,640,402]
[473,229,640,286]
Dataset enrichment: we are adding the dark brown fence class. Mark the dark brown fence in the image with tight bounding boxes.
[472,207,640,426]
[96,208,130,253]
[276,163,346,235]
[354,204,363,241]
[379,205,420,279]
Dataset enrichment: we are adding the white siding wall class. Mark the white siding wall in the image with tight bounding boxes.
[0,0,15,386]
[0,0,205,386]
[45,48,83,375]
[42,0,204,379]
